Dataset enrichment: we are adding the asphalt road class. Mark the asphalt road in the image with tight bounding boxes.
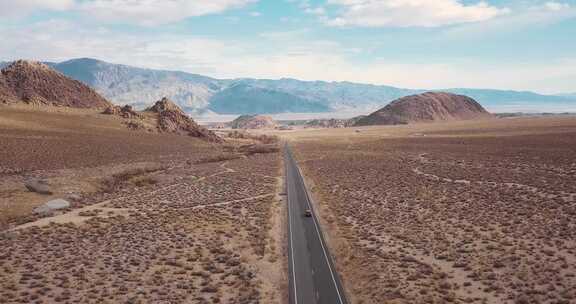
[284,144,349,304]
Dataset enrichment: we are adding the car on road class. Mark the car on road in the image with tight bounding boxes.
[304,209,312,217]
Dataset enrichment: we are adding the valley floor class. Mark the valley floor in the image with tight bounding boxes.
[0,106,286,303]
[288,117,576,304]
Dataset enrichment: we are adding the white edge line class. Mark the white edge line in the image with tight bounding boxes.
[291,148,345,304]
[286,150,299,304]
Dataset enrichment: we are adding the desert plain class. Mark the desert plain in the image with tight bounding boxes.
[0,105,286,304]
[2,105,576,304]
[280,116,576,304]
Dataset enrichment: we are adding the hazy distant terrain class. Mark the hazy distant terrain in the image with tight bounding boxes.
[2,58,575,115]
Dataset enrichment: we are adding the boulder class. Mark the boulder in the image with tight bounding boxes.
[33,199,71,214]
[25,179,52,195]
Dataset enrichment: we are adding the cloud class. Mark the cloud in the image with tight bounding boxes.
[541,1,571,11]
[443,2,576,37]
[0,0,256,25]
[76,0,257,25]
[323,0,509,27]
[305,7,326,16]
[1,18,574,93]
[0,0,73,17]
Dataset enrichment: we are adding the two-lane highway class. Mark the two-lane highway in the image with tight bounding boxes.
[285,144,348,304]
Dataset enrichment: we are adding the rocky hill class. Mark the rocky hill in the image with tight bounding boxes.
[230,114,277,129]
[355,92,493,126]
[145,97,222,142]
[0,60,111,108]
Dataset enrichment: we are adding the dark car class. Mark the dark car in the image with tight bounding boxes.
[304,209,312,217]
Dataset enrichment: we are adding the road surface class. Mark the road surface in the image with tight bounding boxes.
[284,144,349,304]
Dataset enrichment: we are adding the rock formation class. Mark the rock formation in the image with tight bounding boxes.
[145,97,222,142]
[230,115,277,129]
[355,92,493,126]
[102,105,141,119]
[0,60,112,108]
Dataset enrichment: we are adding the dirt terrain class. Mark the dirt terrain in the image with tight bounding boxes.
[288,116,576,304]
[0,105,285,303]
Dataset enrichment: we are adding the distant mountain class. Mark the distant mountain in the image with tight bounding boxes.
[557,93,576,99]
[209,83,330,114]
[355,92,493,126]
[2,58,575,114]
[46,58,224,112]
[1,60,111,108]
[442,88,574,108]
[234,78,416,111]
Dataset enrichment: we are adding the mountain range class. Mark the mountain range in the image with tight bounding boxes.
[1,58,575,115]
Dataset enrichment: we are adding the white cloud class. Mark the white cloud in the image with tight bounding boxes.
[542,2,571,11]
[305,6,326,15]
[1,19,574,94]
[443,2,576,37]
[0,0,73,17]
[76,0,257,26]
[0,0,256,25]
[324,0,509,27]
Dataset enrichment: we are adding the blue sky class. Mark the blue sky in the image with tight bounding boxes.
[0,0,575,93]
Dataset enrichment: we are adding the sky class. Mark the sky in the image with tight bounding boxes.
[0,0,575,94]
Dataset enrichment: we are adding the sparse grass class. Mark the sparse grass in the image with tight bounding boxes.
[238,144,280,155]
[100,166,164,193]
[289,116,576,304]
[0,107,284,303]
[195,153,244,164]
[0,202,35,229]
[227,130,279,144]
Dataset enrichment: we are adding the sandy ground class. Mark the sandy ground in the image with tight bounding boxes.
[283,116,576,304]
[0,106,286,303]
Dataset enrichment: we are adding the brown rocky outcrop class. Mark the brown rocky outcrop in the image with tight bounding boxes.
[355,92,493,126]
[230,115,277,129]
[103,105,141,119]
[0,60,112,108]
[145,97,222,142]
[0,73,18,104]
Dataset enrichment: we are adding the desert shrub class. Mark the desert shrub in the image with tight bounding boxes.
[238,144,279,155]
[101,165,163,193]
[132,176,159,187]
[226,131,279,144]
[254,134,279,144]
[227,130,247,139]
[195,153,243,164]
